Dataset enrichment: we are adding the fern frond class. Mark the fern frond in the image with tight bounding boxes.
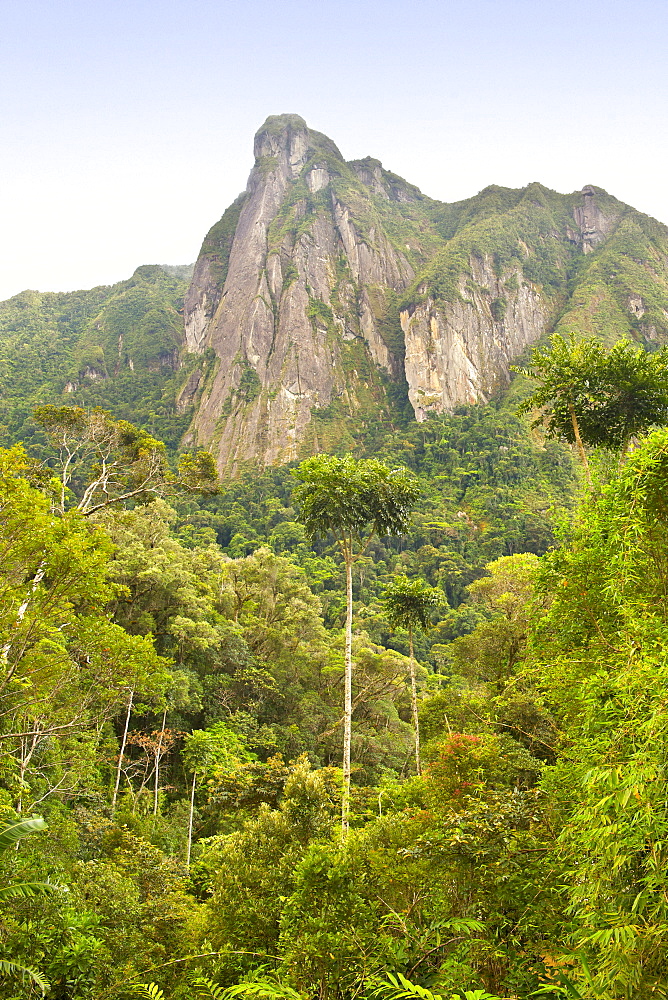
[370,975,503,1000]
[224,980,304,1000]
[0,880,57,900]
[0,957,50,994]
[529,982,582,998]
[126,983,166,1000]
[369,973,443,1000]
[455,991,505,1000]
[190,976,227,1000]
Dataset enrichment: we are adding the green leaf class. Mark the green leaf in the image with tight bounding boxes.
[0,880,56,900]
[126,984,166,1000]
[0,958,50,994]
[0,816,46,854]
[190,977,227,1000]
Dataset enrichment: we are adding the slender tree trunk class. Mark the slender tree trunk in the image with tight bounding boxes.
[568,400,592,486]
[342,550,353,836]
[0,561,47,691]
[408,626,421,776]
[186,771,196,868]
[154,708,167,816]
[111,689,133,814]
[17,735,28,815]
[619,435,638,467]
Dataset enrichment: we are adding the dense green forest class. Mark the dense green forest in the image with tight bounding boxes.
[4,328,668,999]
[0,266,200,454]
[0,268,668,1000]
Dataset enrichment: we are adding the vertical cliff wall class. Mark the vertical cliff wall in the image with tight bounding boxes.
[183,115,435,473]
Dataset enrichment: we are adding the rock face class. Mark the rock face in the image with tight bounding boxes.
[183,117,668,469]
[185,115,418,472]
[402,259,550,420]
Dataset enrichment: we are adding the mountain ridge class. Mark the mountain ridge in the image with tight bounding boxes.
[182,114,668,472]
[2,113,668,473]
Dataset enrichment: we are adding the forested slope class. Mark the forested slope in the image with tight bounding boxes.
[0,265,201,453]
[1,375,666,998]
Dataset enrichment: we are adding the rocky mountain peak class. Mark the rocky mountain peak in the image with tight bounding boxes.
[253,114,312,181]
[179,117,668,474]
[183,115,419,473]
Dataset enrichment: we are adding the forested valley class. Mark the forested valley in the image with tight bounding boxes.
[3,330,668,1000]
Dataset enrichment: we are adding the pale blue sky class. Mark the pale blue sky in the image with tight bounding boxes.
[1,0,666,300]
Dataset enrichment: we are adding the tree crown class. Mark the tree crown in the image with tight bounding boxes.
[292,454,420,547]
[383,575,444,632]
[514,335,668,451]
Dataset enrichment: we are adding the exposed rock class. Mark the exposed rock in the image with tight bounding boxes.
[184,114,416,472]
[177,368,202,413]
[306,166,330,193]
[184,256,223,353]
[402,257,549,420]
[628,294,645,318]
[180,117,668,470]
[573,185,618,253]
[350,159,390,200]
[147,349,179,373]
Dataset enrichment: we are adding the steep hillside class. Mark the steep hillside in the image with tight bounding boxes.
[3,114,668,474]
[401,184,668,417]
[183,114,446,472]
[0,264,201,451]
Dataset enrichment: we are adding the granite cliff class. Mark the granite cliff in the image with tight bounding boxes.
[183,116,668,472]
[182,114,433,472]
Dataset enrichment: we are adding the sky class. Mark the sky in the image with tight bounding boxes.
[1,0,667,301]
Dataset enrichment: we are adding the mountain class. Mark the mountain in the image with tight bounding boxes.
[182,115,668,472]
[2,113,668,471]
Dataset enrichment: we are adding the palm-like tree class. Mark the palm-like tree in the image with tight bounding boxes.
[383,576,443,774]
[293,454,420,833]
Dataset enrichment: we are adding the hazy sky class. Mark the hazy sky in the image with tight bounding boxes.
[1,0,667,301]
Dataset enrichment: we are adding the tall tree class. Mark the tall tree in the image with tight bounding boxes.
[292,454,420,833]
[513,335,606,484]
[382,575,443,774]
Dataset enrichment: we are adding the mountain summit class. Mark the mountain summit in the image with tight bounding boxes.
[182,113,421,470]
[181,115,668,473]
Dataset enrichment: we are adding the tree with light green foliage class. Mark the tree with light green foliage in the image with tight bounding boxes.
[183,723,252,867]
[447,553,539,695]
[514,335,668,483]
[0,446,171,814]
[524,428,668,998]
[382,575,443,773]
[292,454,420,833]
